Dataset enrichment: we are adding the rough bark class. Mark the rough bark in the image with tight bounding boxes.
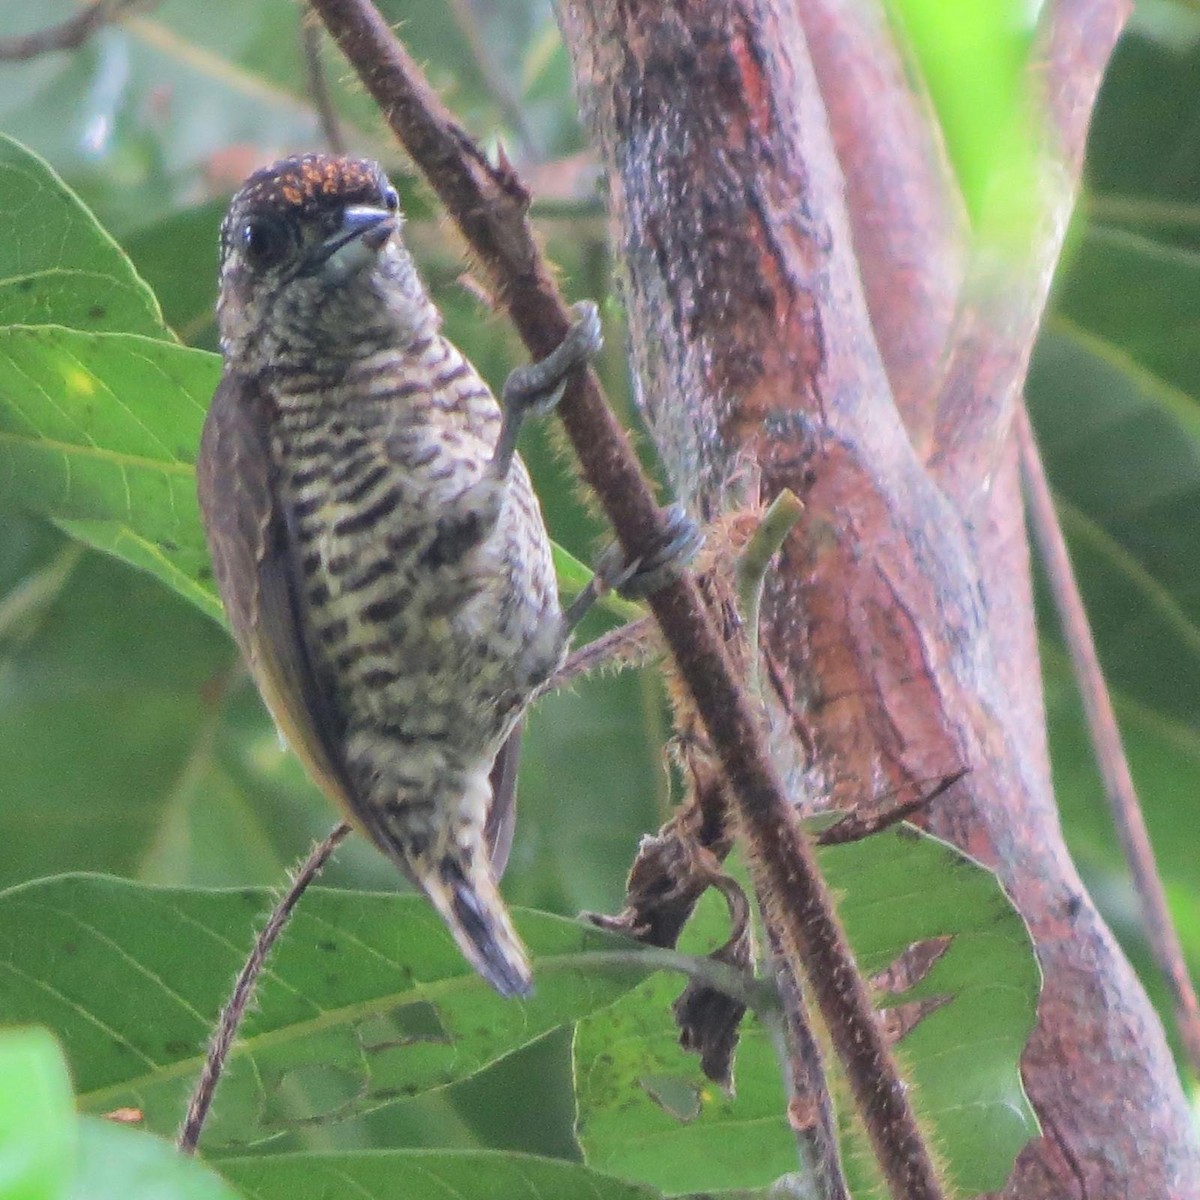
[558,0,1200,1196]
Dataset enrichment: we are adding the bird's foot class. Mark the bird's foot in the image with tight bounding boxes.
[564,504,703,632]
[489,302,602,480]
[502,301,603,418]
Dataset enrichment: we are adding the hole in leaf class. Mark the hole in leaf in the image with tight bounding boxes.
[870,936,951,995]
[877,995,953,1045]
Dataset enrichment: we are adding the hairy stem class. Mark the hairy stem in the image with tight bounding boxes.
[177,823,350,1155]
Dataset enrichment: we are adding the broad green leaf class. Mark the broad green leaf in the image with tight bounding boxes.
[0,326,218,614]
[217,1149,660,1200]
[1084,25,1200,247]
[825,828,1039,1197]
[71,1119,240,1200]
[574,969,786,1197]
[1027,322,1200,727]
[0,322,631,627]
[0,875,649,1153]
[0,135,166,340]
[575,827,1039,1197]
[1054,225,1200,400]
[0,1027,76,1200]
[0,520,328,892]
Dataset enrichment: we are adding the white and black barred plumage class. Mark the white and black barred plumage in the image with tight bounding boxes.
[199,154,585,995]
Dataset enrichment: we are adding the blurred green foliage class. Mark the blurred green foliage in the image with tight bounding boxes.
[0,0,1196,1195]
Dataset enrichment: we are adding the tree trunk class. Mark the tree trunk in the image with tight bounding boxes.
[558,0,1200,1194]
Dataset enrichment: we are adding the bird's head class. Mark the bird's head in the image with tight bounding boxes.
[217,154,435,372]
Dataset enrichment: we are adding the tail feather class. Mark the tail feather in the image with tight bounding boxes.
[423,854,533,998]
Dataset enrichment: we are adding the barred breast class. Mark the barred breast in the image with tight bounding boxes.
[269,332,564,773]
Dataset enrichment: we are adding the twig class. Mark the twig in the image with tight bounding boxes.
[176,822,351,1154]
[1018,406,1200,1078]
[0,0,149,61]
[306,3,946,1195]
[301,7,347,154]
[549,614,656,689]
[768,933,851,1200]
[816,770,966,847]
[737,490,803,699]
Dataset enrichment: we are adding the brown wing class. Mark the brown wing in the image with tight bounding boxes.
[485,725,521,877]
[197,372,353,814]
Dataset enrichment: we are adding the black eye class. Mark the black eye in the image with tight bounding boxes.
[382,185,400,213]
[241,216,292,269]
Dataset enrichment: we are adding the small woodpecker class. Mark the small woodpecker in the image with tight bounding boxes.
[198,153,696,996]
[200,152,604,993]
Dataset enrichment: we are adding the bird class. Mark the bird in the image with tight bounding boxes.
[196,153,606,997]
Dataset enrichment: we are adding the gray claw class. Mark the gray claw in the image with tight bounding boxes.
[502,300,603,418]
[562,505,702,634]
[605,504,704,600]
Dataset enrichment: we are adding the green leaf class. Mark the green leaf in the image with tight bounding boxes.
[0,876,650,1153]
[574,827,1039,1197]
[217,1149,660,1200]
[1027,322,1200,727]
[0,1027,76,1200]
[0,319,633,630]
[0,135,166,339]
[0,326,219,616]
[70,1119,240,1200]
[1054,225,1200,399]
[574,969,787,1197]
[1085,24,1200,243]
[823,828,1039,1197]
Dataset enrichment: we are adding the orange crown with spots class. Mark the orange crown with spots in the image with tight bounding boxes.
[222,154,392,240]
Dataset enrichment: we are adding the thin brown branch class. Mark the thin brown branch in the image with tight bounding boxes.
[1018,406,1200,1078]
[549,614,656,689]
[796,0,966,450]
[772,944,850,1200]
[177,822,351,1155]
[0,0,148,60]
[301,8,347,154]
[307,1,946,1195]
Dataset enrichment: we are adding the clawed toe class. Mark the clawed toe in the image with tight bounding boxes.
[501,301,603,418]
[609,504,704,599]
[564,504,703,633]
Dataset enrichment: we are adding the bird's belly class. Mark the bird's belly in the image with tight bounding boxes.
[306,501,562,756]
